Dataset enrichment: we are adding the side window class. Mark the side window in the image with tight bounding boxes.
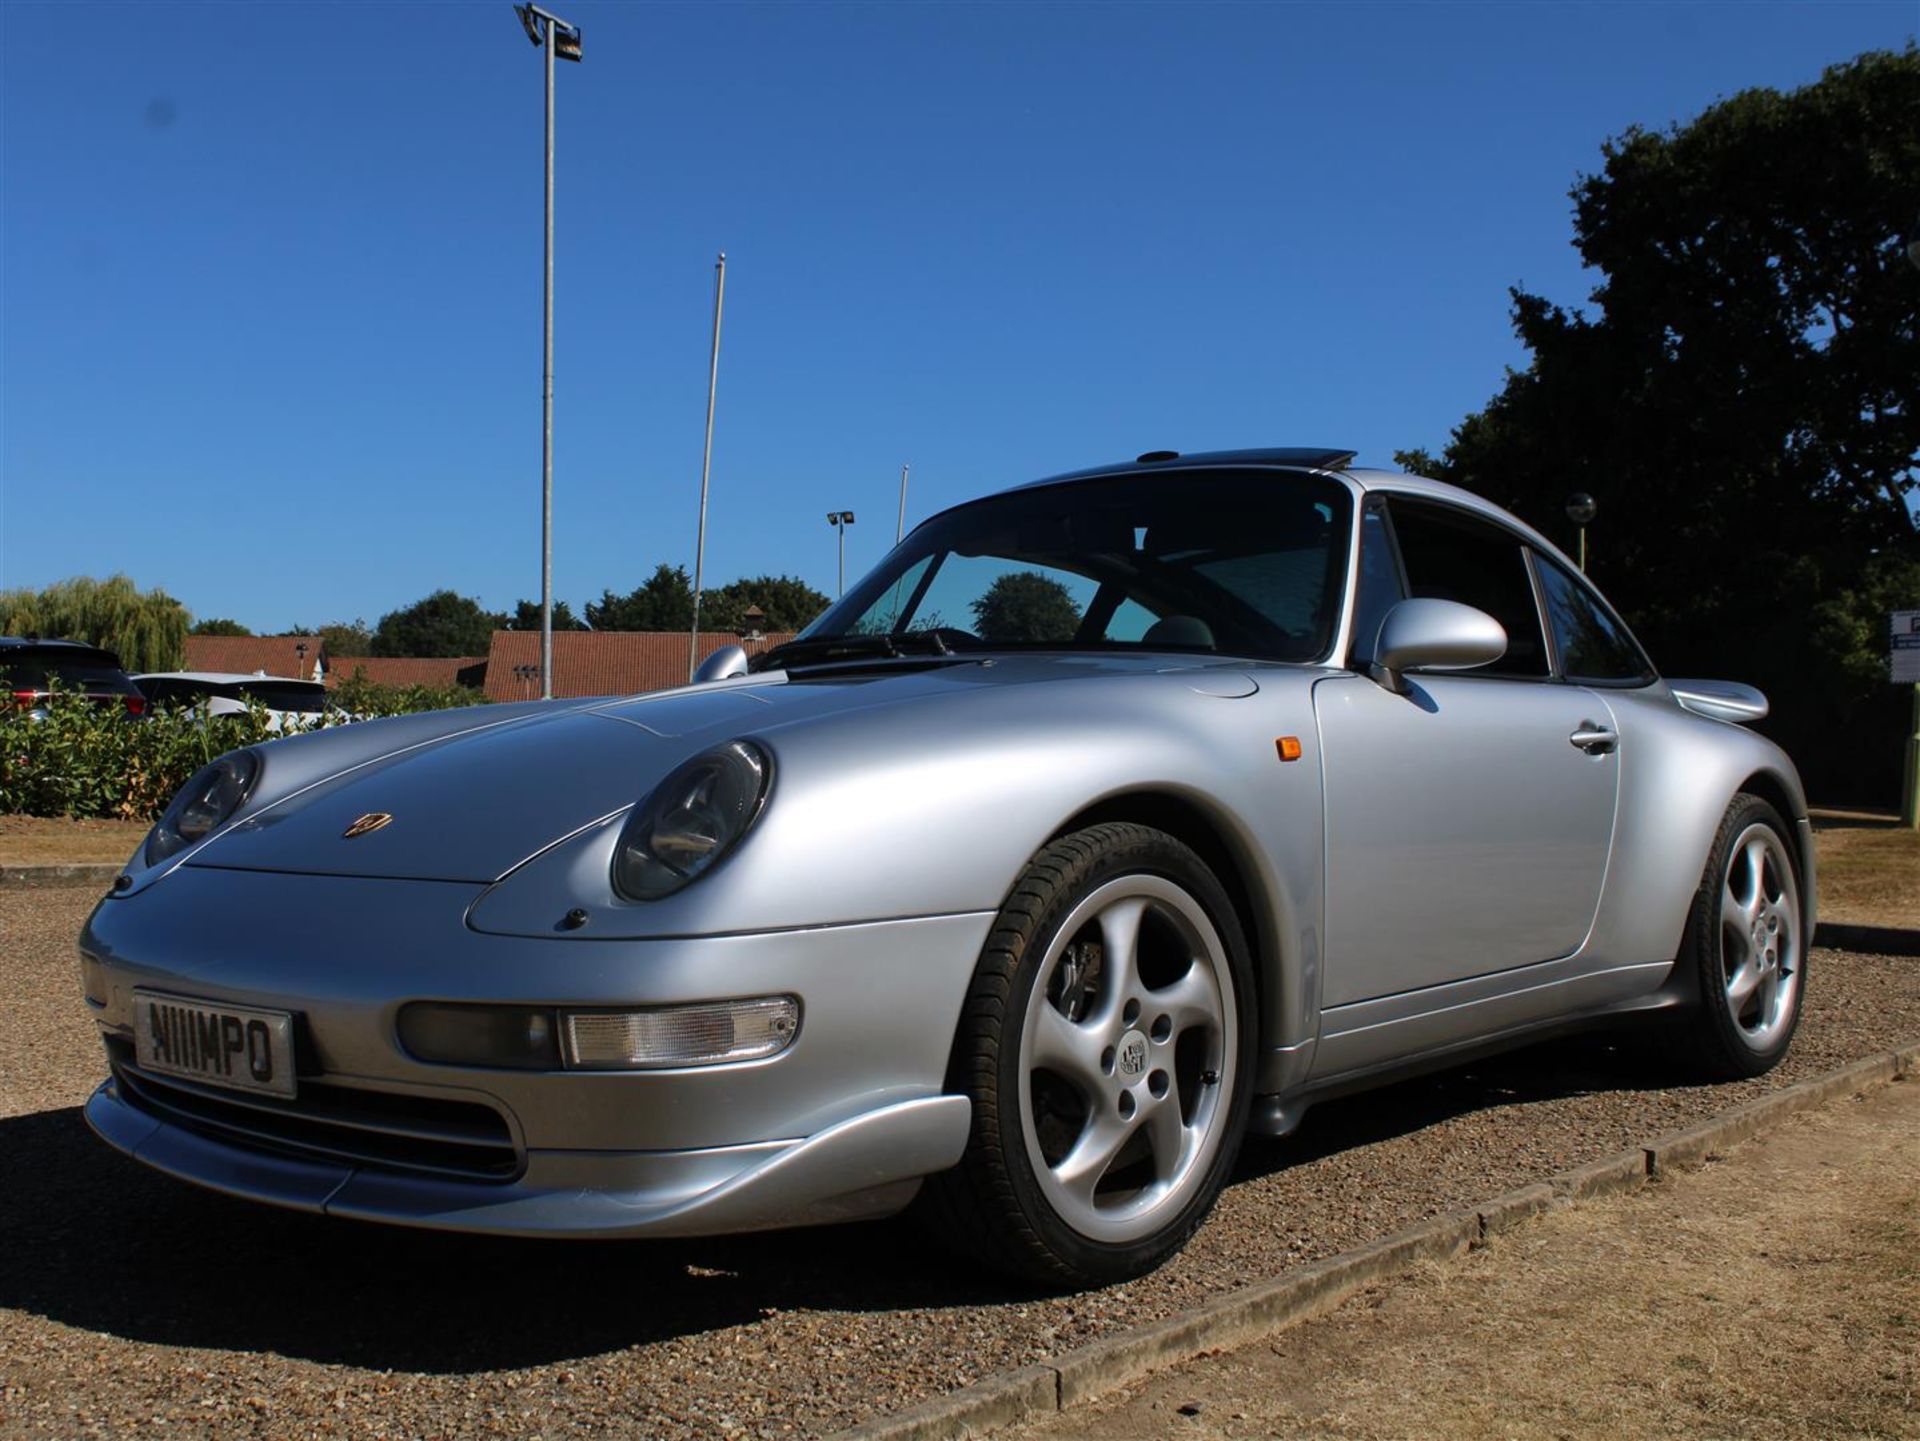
[1386,500,1549,678]
[1348,504,1407,668]
[1534,554,1654,684]
[1101,596,1162,643]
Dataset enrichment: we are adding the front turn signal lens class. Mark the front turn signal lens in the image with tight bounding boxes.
[561,996,799,1070]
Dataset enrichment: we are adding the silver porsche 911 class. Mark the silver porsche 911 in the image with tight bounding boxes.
[79,447,1812,1285]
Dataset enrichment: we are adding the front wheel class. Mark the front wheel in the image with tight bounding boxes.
[923,823,1255,1286]
[1671,794,1807,1079]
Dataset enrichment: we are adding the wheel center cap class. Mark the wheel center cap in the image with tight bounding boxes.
[1117,1030,1149,1080]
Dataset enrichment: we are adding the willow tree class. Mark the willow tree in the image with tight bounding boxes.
[0,575,189,672]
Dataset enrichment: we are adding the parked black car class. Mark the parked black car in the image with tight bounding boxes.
[1,637,149,717]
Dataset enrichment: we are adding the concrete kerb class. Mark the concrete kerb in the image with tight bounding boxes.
[1895,1041,1920,1079]
[833,1369,1058,1441]
[0,863,120,887]
[1643,1053,1902,1178]
[829,1042,1915,1441]
[1050,1209,1478,1411]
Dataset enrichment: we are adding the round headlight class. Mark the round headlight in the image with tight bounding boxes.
[145,749,261,866]
[613,740,772,901]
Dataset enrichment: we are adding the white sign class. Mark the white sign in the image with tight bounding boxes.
[1894,610,1920,684]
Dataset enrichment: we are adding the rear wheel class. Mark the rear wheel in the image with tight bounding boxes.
[1672,794,1806,1079]
[924,823,1255,1286]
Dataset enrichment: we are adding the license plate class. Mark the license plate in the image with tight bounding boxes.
[133,990,297,1098]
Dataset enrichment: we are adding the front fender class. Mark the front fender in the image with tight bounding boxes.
[465,671,1329,1067]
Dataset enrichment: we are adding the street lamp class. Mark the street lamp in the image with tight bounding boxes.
[1566,493,1597,572]
[511,4,583,700]
[827,511,856,598]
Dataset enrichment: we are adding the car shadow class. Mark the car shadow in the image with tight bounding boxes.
[1233,1032,1667,1178]
[1815,921,1920,957]
[0,1105,1014,1372]
[1807,809,1901,832]
[0,1036,1664,1372]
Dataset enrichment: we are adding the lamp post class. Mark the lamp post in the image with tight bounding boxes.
[1566,493,1597,573]
[896,464,909,544]
[827,511,855,598]
[511,4,582,700]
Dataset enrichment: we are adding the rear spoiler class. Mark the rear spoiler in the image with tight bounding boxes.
[1668,679,1769,725]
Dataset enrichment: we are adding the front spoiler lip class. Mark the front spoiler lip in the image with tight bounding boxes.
[85,1080,970,1239]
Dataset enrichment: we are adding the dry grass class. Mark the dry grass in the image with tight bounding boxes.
[1020,1080,1920,1441]
[1812,812,1920,928]
[0,815,148,867]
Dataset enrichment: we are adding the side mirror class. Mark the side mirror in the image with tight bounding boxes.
[692,644,749,684]
[1370,599,1507,695]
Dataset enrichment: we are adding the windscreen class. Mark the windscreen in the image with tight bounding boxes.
[804,469,1352,663]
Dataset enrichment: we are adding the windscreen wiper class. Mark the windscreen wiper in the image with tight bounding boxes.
[754,628,969,671]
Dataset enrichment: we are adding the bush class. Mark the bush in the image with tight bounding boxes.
[1,681,487,821]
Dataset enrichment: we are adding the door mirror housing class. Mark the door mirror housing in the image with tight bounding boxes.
[692,645,749,684]
[1370,599,1507,694]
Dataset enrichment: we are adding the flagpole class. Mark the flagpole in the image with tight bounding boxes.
[687,251,727,682]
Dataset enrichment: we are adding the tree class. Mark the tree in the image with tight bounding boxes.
[285,620,374,656]
[371,590,503,657]
[0,575,188,671]
[1411,48,1920,801]
[505,598,585,631]
[971,571,1081,642]
[190,618,252,636]
[319,620,373,657]
[700,574,831,633]
[586,564,694,631]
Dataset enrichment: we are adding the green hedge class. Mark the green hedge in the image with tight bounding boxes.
[1,683,486,821]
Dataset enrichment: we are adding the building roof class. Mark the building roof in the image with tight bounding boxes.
[326,656,489,692]
[482,630,796,701]
[182,635,326,681]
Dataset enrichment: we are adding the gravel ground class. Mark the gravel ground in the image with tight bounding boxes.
[2,879,1917,1440]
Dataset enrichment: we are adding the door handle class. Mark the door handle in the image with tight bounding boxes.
[1570,722,1617,754]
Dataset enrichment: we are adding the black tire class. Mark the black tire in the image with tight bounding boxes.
[1670,793,1807,1080]
[921,823,1256,1287]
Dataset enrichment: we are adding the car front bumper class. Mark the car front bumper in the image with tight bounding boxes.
[79,866,990,1237]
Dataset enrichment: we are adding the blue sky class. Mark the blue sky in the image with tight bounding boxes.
[3,1,1913,633]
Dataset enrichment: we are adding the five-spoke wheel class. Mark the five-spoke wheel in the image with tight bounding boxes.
[1675,794,1807,1078]
[1019,874,1238,1246]
[925,823,1253,1285]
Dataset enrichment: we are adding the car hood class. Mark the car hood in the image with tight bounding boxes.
[173,654,1269,885]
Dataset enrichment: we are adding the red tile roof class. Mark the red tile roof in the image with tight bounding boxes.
[326,656,488,692]
[482,630,795,701]
[182,635,326,681]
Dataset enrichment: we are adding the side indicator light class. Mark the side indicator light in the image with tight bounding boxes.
[1276,736,1303,763]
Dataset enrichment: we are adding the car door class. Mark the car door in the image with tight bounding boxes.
[1314,496,1621,1008]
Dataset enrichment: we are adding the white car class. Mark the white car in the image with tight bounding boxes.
[132,672,332,732]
